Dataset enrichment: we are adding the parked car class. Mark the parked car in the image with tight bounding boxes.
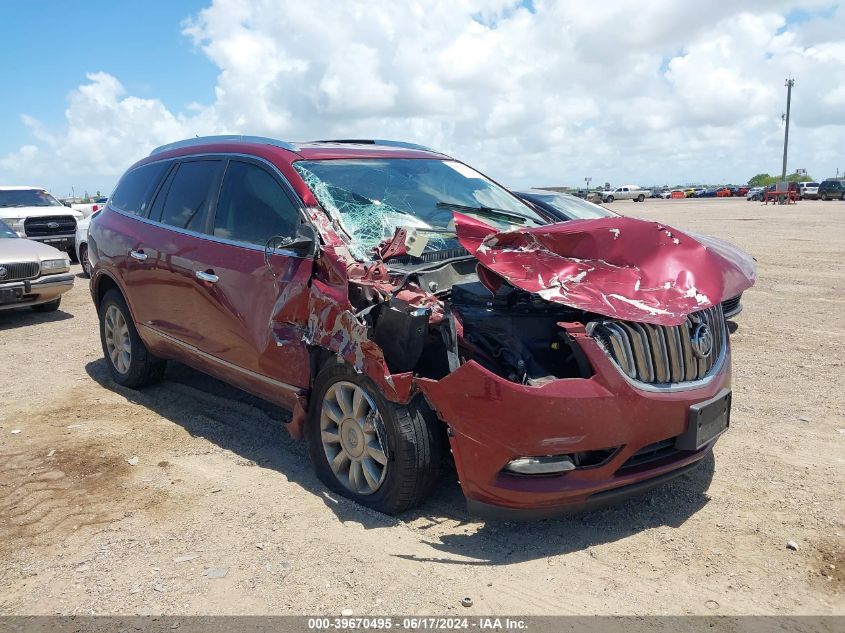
[598,185,648,203]
[715,187,732,197]
[75,212,99,277]
[72,197,109,218]
[514,189,618,222]
[797,182,818,200]
[87,136,756,518]
[731,186,749,197]
[818,179,845,201]
[747,187,765,201]
[0,186,83,261]
[0,219,74,312]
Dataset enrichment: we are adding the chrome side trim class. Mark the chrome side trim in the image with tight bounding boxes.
[138,324,300,393]
[112,207,311,260]
[151,136,299,156]
[109,152,316,259]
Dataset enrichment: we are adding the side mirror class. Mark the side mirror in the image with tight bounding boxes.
[63,201,72,207]
[265,224,318,261]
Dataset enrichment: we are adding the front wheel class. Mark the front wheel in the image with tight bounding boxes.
[306,362,443,514]
[605,195,614,203]
[99,289,166,388]
[32,298,61,312]
[821,192,828,201]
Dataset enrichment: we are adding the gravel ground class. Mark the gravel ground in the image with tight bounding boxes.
[0,197,843,616]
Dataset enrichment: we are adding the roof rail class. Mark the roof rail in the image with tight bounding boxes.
[150,135,298,156]
[312,139,439,153]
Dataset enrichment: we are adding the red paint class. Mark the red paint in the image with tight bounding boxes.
[90,137,757,517]
[453,212,756,326]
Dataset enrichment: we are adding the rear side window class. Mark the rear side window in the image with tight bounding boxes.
[213,161,299,246]
[157,160,222,232]
[111,162,169,217]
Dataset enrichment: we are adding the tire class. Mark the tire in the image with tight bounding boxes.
[32,298,61,312]
[821,192,828,201]
[306,362,443,514]
[99,289,166,388]
[606,195,614,203]
[841,193,845,201]
[636,194,645,202]
[67,248,79,264]
[79,243,91,278]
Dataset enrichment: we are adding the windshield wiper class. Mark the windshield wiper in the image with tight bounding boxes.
[435,202,533,225]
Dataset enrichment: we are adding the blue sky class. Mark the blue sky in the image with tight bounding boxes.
[2,1,843,193]
[0,1,215,150]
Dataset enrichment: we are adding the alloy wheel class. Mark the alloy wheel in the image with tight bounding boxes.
[320,381,388,495]
[81,245,90,276]
[104,304,131,374]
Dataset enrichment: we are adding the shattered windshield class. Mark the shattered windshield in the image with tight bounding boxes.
[294,159,545,259]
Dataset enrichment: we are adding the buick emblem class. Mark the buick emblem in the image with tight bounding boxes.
[690,323,714,359]
[47,221,60,229]
[0,266,7,280]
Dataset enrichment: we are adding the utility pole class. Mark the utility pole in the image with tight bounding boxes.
[781,78,794,181]
[585,177,592,190]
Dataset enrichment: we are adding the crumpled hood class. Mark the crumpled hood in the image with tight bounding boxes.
[453,213,757,326]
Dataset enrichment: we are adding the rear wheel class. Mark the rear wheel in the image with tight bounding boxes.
[79,243,91,278]
[306,362,443,514]
[32,298,61,313]
[99,289,166,387]
[636,194,645,202]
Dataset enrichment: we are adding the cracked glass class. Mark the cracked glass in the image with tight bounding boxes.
[294,159,544,260]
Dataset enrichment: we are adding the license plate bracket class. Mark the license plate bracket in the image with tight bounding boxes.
[675,389,731,451]
[0,287,24,305]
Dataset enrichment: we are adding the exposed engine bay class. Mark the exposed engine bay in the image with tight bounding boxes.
[351,253,593,387]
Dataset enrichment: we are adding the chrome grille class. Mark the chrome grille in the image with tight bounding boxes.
[0,261,40,282]
[591,305,726,385]
[24,215,76,237]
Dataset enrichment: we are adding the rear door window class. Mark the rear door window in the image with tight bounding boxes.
[111,161,170,217]
[213,160,300,247]
[156,160,223,232]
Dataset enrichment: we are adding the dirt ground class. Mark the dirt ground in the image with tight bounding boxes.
[0,197,843,616]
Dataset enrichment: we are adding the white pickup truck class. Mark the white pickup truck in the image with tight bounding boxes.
[71,196,108,218]
[599,185,647,203]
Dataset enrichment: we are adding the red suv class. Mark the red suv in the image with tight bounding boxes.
[88,136,756,518]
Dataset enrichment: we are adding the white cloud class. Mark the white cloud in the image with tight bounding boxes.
[2,0,844,194]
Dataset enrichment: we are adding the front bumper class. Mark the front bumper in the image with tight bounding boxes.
[26,234,75,250]
[0,273,74,310]
[417,333,730,517]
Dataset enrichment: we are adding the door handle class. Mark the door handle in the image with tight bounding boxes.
[129,250,147,261]
[195,270,219,283]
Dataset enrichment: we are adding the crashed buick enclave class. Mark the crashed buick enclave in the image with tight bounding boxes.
[88,137,756,518]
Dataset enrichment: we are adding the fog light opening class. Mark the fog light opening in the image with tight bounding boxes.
[504,455,576,476]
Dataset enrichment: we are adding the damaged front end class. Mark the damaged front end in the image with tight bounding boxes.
[285,157,756,516]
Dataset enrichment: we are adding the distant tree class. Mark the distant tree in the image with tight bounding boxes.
[748,173,774,187]
[748,172,813,187]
